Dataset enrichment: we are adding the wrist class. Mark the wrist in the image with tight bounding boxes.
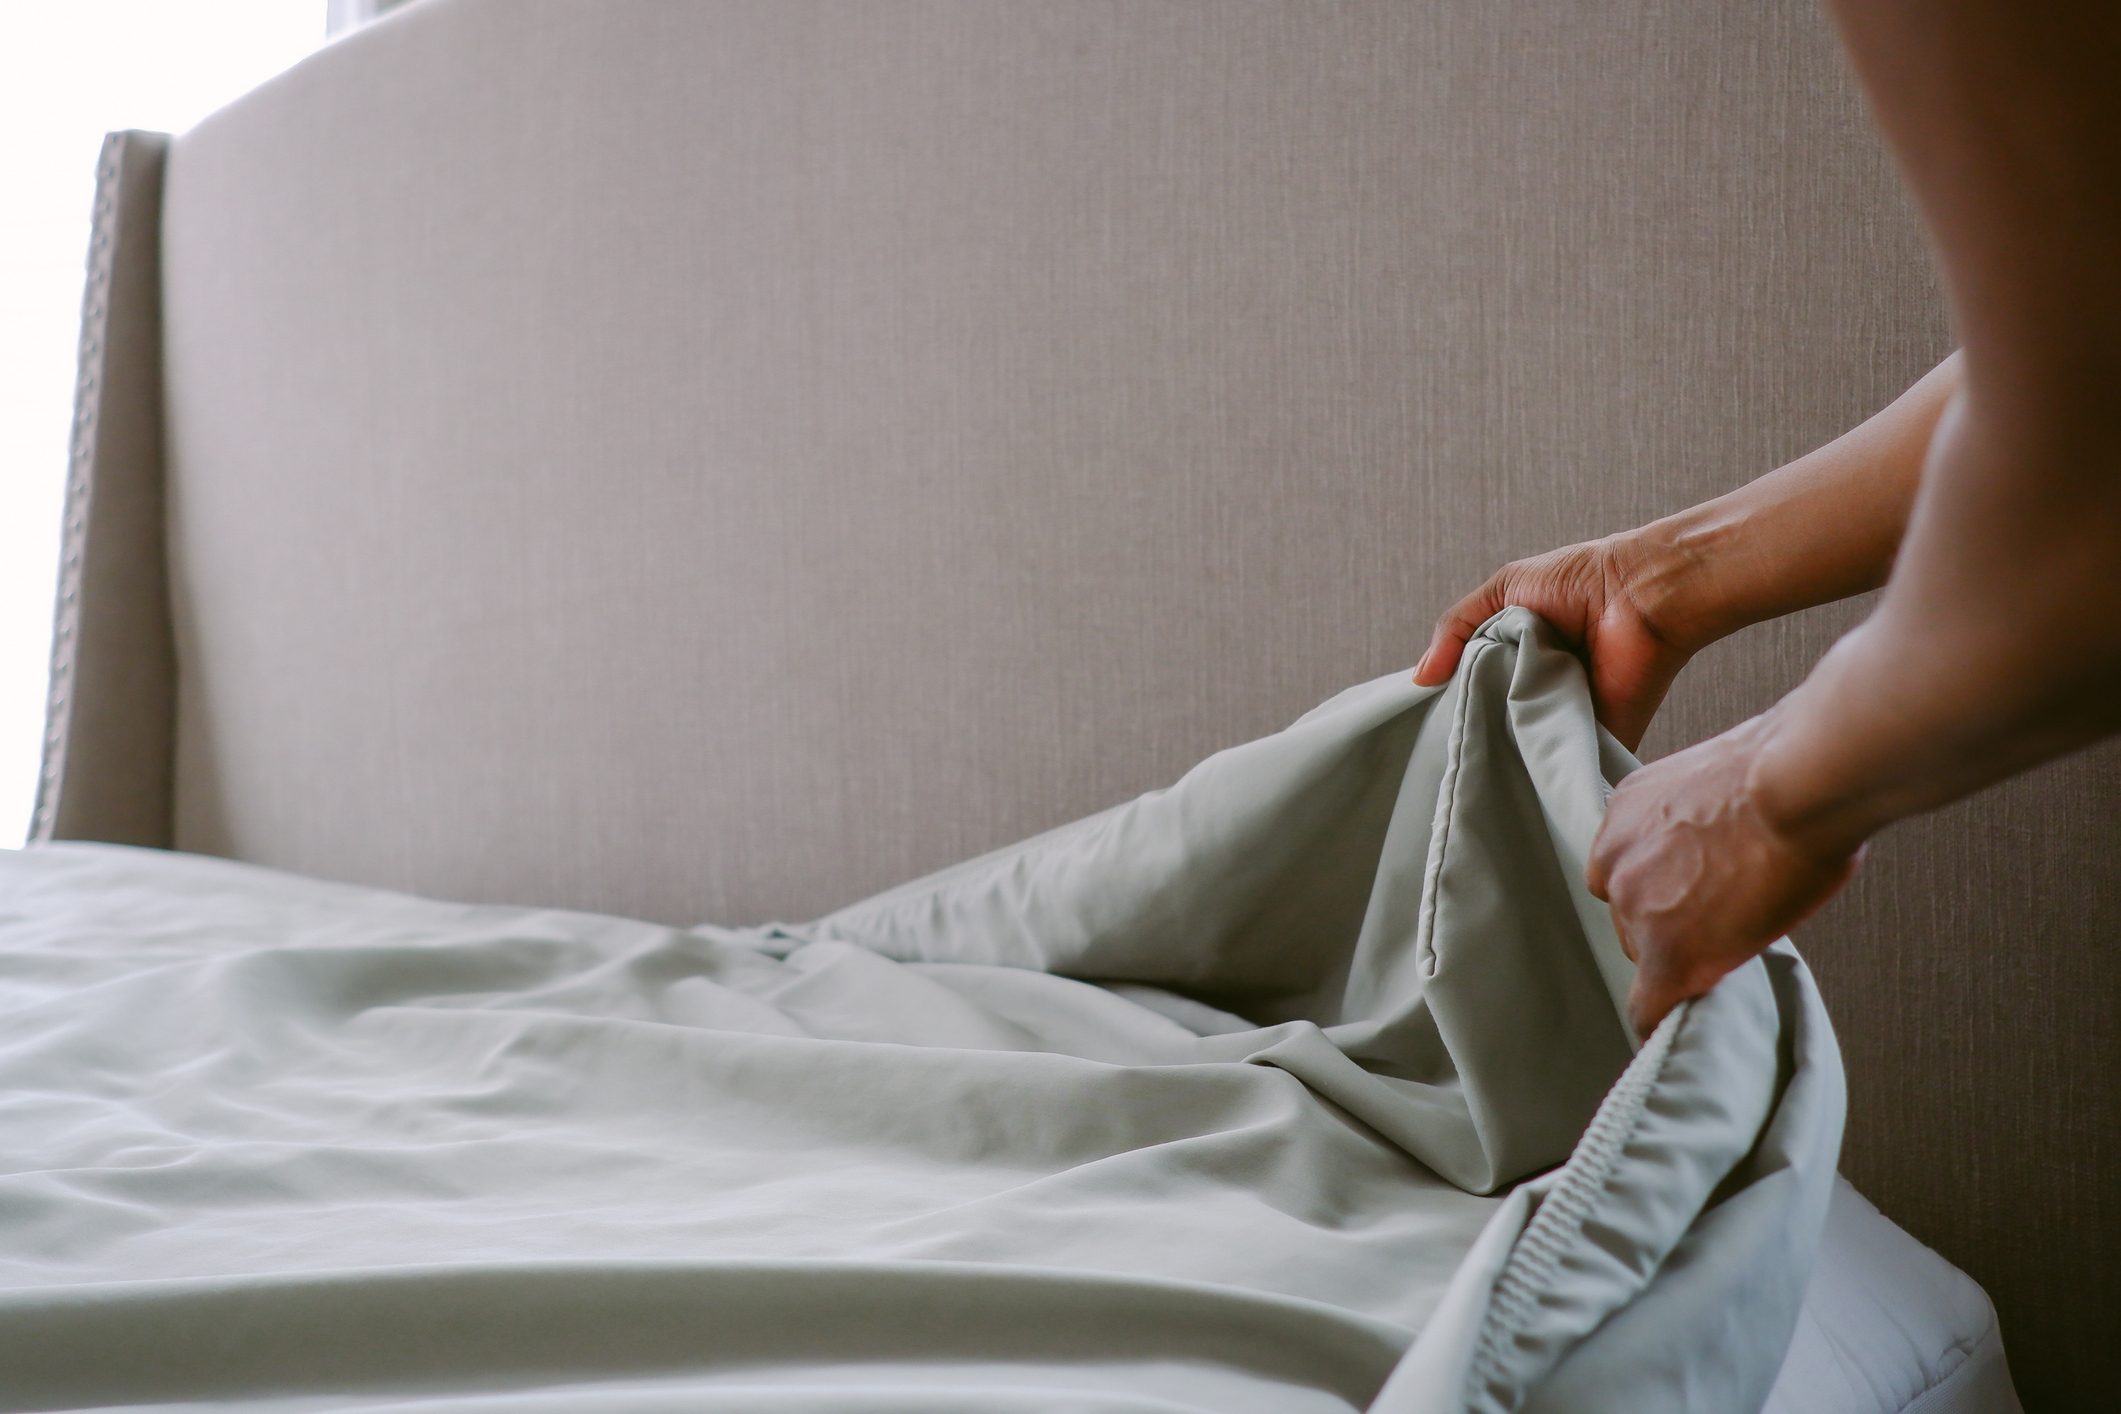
[1606,511,1744,656]
[1742,639,1901,860]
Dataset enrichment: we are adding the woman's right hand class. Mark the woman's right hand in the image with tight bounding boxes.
[1412,532,1707,753]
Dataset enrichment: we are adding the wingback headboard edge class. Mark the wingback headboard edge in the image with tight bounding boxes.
[31,129,178,851]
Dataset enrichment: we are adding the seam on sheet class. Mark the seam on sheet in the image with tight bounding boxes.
[1413,636,1491,980]
[1895,1301,2004,1414]
[1462,1003,1684,1412]
[31,132,125,844]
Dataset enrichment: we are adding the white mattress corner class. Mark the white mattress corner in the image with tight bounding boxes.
[1767,1178,2020,1414]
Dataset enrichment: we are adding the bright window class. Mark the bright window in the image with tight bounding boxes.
[0,3,318,845]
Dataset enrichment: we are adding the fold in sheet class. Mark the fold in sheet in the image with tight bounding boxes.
[0,608,1842,1412]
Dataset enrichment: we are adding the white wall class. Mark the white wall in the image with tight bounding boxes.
[0,2,319,846]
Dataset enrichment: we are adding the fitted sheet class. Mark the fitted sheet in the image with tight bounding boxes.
[1,611,1849,1411]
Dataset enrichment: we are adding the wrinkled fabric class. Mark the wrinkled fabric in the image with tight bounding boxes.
[0,610,1841,1412]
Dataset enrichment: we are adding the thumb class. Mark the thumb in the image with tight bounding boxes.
[1414,583,1505,685]
[1587,640,1685,756]
[1625,974,1681,1041]
[1624,945,1695,1039]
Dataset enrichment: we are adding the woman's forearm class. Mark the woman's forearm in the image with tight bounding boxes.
[1621,353,1962,653]
[1580,0,2121,1039]
[1743,0,2121,856]
[1747,392,2121,854]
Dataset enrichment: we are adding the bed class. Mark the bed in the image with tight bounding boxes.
[6,616,2011,1410]
[19,1,2114,1408]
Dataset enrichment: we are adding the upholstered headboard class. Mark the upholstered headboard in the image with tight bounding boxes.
[35,2,2115,1404]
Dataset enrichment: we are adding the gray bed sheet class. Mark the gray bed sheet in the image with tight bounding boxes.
[0,610,1841,1412]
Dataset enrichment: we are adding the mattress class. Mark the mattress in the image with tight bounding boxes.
[0,611,2009,1411]
[1767,1182,2018,1414]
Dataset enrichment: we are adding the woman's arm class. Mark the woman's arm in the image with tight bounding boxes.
[1627,352,1959,652]
[1413,353,1961,749]
[1743,0,2121,856]
[1750,391,2121,859]
[1594,0,2121,1036]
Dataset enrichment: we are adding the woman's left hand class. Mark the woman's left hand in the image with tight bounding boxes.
[1587,712,1866,1037]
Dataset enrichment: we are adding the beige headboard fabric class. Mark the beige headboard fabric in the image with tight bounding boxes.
[39,2,2116,1404]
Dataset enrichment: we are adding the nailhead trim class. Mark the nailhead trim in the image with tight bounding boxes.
[30,133,126,842]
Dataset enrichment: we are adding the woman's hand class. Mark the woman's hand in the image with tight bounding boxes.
[1586,711,1865,1037]
[1409,355,1970,1035]
[1412,533,1709,752]
[1412,356,1963,754]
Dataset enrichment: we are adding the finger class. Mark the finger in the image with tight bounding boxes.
[1625,965,1691,1040]
[1619,913,1701,1038]
[1587,639,1683,756]
[1584,816,1617,903]
[1595,673,1673,757]
[1611,911,1637,963]
[1413,581,1503,685]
